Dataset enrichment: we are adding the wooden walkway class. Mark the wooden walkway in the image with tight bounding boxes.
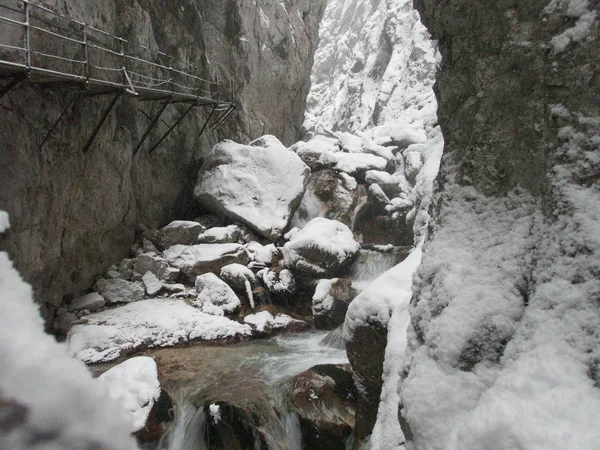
[0,0,236,153]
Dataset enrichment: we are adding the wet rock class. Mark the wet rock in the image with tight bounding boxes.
[197,224,242,244]
[194,139,310,241]
[69,292,105,312]
[154,221,205,249]
[142,272,163,297]
[163,244,249,281]
[135,388,174,443]
[285,364,357,450]
[95,278,145,304]
[202,401,266,450]
[346,323,388,443]
[193,272,240,316]
[312,278,357,330]
[193,214,222,230]
[352,206,413,246]
[283,218,360,276]
[368,184,391,213]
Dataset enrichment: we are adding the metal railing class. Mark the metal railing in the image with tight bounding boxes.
[0,0,237,154]
[0,0,234,105]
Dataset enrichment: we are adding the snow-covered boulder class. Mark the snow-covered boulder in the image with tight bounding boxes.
[197,225,242,244]
[312,278,357,330]
[245,242,280,265]
[69,292,105,312]
[163,243,249,281]
[67,299,252,363]
[154,220,205,249]
[98,356,161,433]
[262,268,296,295]
[194,139,311,241]
[334,153,388,178]
[95,278,145,304]
[142,272,163,297]
[282,218,360,276]
[220,263,258,308]
[193,273,240,316]
[248,134,287,150]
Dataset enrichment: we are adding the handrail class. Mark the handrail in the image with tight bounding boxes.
[0,0,231,105]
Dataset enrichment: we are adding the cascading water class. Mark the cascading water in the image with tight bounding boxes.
[150,332,348,450]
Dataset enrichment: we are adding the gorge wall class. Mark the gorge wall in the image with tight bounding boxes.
[0,0,326,325]
[400,0,600,448]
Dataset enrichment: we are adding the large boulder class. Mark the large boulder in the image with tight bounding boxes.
[282,218,360,276]
[193,139,310,241]
[163,244,249,281]
[284,364,358,450]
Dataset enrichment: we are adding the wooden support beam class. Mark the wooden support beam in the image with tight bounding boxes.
[39,91,81,149]
[148,103,195,154]
[0,75,23,99]
[132,100,169,156]
[82,90,122,154]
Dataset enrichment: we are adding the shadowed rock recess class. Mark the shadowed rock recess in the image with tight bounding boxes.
[0,0,326,324]
[400,0,600,448]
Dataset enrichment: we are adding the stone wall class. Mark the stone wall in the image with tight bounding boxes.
[0,0,326,324]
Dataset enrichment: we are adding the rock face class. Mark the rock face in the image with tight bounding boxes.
[0,0,327,325]
[398,1,600,449]
[194,139,311,241]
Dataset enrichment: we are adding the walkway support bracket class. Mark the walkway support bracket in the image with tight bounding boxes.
[82,90,122,154]
[133,99,169,156]
[148,103,195,154]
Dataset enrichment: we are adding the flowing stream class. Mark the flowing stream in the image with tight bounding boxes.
[146,331,348,450]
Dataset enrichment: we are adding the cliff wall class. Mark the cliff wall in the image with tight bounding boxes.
[400,1,600,448]
[0,0,326,323]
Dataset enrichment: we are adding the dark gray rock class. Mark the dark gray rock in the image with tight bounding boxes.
[95,278,145,304]
[69,292,105,312]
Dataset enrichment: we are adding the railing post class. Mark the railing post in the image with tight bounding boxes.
[82,23,89,85]
[23,0,31,69]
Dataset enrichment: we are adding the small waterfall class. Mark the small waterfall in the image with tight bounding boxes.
[151,332,348,450]
[159,402,207,450]
[349,249,396,292]
[291,189,324,228]
[350,185,368,231]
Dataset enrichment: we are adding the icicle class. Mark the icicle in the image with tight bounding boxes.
[245,279,255,309]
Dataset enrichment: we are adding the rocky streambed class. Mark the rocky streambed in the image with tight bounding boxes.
[59,124,436,447]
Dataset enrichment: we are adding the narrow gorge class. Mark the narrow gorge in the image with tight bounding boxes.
[0,1,598,450]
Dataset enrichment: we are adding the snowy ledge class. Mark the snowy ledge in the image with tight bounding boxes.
[67,299,253,363]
